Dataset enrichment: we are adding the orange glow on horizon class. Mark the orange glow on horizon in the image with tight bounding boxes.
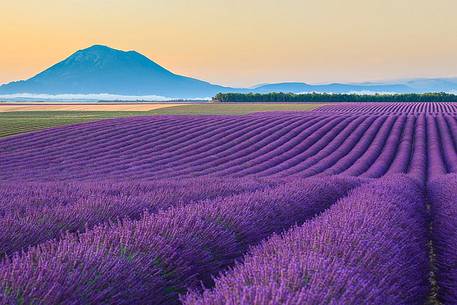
[1,0,457,87]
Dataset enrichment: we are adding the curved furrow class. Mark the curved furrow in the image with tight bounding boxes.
[3,103,457,183]
[1,117,273,180]
[0,117,169,150]
[407,114,427,184]
[1,116,257,171]
[384,115,416,176]
[85,116,281,163]
[442,115,457,173]
[0,116,194,159]
[341,115,399,176]
[0,119,157,161]
[0,118,191,169]
[315,116,391,176]
[316,103,457,115]
[101,116,242,156]
[137,116,313,176]
[154,115,340,177]
[293,116,385,177]
[204,116,350,177]
[359,115,408,178]
[435,115,457,173]
[147,117,265,154]
[50,116,296,180]
[258,117,371,176]
[0,117,251,170]
[233,116,357,177]
[426,115,448,180]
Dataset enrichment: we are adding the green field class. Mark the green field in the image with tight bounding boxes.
[147,103,323,115]
[0,103,322,138]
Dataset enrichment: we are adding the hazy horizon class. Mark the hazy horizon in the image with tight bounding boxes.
[2,0,457,87]
[1,43,456,88]
[0,44,457,88]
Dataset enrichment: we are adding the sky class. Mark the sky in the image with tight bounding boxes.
[1,0,457,87]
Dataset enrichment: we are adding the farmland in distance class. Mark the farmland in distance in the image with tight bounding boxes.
[0,103,322,138]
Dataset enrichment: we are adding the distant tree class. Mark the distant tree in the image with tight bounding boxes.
[212,92,457,103]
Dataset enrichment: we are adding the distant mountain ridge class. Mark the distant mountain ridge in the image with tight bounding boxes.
[251,82,412,94]
[1,45,457,99]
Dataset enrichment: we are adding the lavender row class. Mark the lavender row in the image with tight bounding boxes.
[429,174,457,304]
[153,115,346,177]
[315,102,457,114]
[291,116,382,177]
[383,115,416,176]
[0,177,267,217]
[185,175,429,305]
[0,115,289,167]
[437,115,457,172]
[1,115,231,153]
[0,176,359,305]
[0,177,270,257]
[0,114,334,180]
[106,115,351,179]
[143,116,329,177]
[407,114,428,184]
[318,115,393,176]
[257,115,371,177]
[359,115,409,177]
[0,115,320,181]
[427,115,448,180]
[2,112,457,182]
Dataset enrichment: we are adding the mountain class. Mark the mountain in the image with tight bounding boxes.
[252,82,412,94]
[251,79,457,94]
[1,45,457,99]
[402,78,457,93]
[0,45,233,98]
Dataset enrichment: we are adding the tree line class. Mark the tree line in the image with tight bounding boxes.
[212,92,457,103]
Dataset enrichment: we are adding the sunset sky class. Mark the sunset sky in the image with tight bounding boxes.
[1,0,457,87]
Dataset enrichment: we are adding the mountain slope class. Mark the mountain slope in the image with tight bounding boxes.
[0,45,232,98]
[403,78,457,93]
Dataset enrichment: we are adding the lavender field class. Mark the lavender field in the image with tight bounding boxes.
[1,102,457,304]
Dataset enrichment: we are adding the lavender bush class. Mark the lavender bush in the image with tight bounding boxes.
[0,177,271,257]
[429,174,457,304]
[0,176,358,304]
[185,175,429,305]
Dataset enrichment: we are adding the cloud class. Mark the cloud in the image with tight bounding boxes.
[0,93,211,102]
